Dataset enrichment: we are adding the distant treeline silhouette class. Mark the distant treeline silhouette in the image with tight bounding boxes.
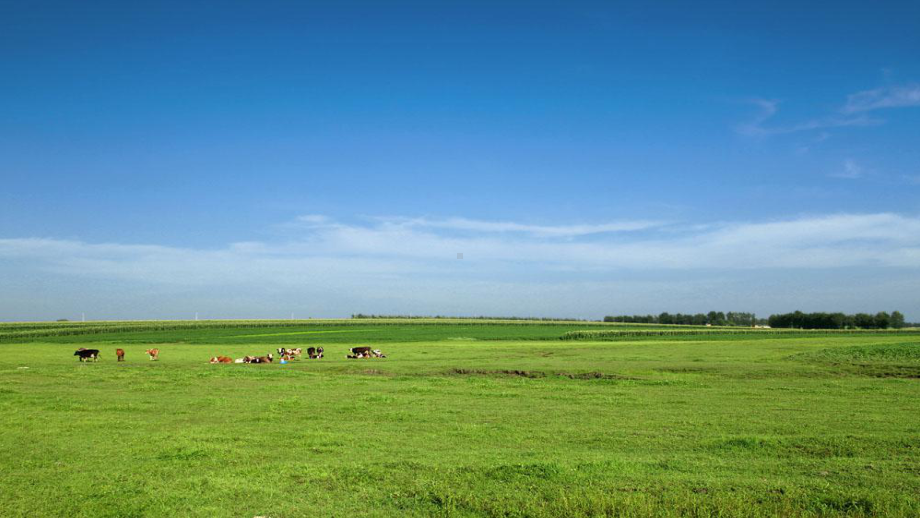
[604,310,907,329]
[604,312,758,326]
[767,311,905,329]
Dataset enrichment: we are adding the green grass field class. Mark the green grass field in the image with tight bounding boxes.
[1,321,919,517]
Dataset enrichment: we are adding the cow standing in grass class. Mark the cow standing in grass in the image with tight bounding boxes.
[145,348,159,361]
[74,349,100,362]
[116,349,125,362]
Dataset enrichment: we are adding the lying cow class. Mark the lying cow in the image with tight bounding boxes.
[307,346,324,359]
[347,347,385,359]
[350,346,371,357]
[243,353,274,364]
[209,356,233,364]
[277,347,303,359]
[145,348,159,361]
[74,348,100,362]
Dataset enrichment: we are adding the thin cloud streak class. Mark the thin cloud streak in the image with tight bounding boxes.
[375,216,665,237]
[737,82,920,137]
[842,84,920,113]
[737,98,881,137]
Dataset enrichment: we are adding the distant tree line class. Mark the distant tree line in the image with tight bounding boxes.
[767,311,906,329]
[604,310,908,329]
[604,311,758,326]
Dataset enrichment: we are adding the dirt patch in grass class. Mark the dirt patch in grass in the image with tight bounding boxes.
[359,369,395,376]
[655,366,721,374]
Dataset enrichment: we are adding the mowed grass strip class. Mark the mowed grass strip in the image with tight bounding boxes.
[1,328,919,517]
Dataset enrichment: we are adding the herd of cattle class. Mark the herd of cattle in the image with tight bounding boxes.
[210,347,323,364]
[74,347,158,362]
[74,346,385,363]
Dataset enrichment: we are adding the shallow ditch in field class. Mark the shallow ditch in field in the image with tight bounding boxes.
[445,368,641,380]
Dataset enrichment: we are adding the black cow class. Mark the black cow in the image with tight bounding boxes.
[307,346,324,359]
[74,349,100,362]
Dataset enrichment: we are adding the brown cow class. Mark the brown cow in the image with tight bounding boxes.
[145,348,159,361]
[242,353,274,364]
[116,349,125,362]
[209,356,232,364]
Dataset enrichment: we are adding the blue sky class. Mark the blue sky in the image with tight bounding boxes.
[1,1,919,321]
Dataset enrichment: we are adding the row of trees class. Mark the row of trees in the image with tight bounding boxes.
[605,310,909,329]
[604,311,758,326]
[767,311,906,329]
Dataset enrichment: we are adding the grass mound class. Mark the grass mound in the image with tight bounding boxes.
[792,342,920,378]
[796,342,920,364]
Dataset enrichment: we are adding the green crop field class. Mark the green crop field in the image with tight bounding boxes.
[1,320,919,517]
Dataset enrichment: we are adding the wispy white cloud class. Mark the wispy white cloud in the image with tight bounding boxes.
[842,84,920,114]
[735,98,780,137]
[828,159,866,179]
[737,82,920,137]
[736,98,880,137]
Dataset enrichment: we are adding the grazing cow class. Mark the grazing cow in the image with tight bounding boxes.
[371,349,386,358]
[74,349,100,362]
[145,348,160,361]
[209,356,232,364]
[115,348,125,362]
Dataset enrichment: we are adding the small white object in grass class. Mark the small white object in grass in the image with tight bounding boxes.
[18,366,29,369]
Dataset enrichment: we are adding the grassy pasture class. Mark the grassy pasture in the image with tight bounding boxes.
[1,322,919,517]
